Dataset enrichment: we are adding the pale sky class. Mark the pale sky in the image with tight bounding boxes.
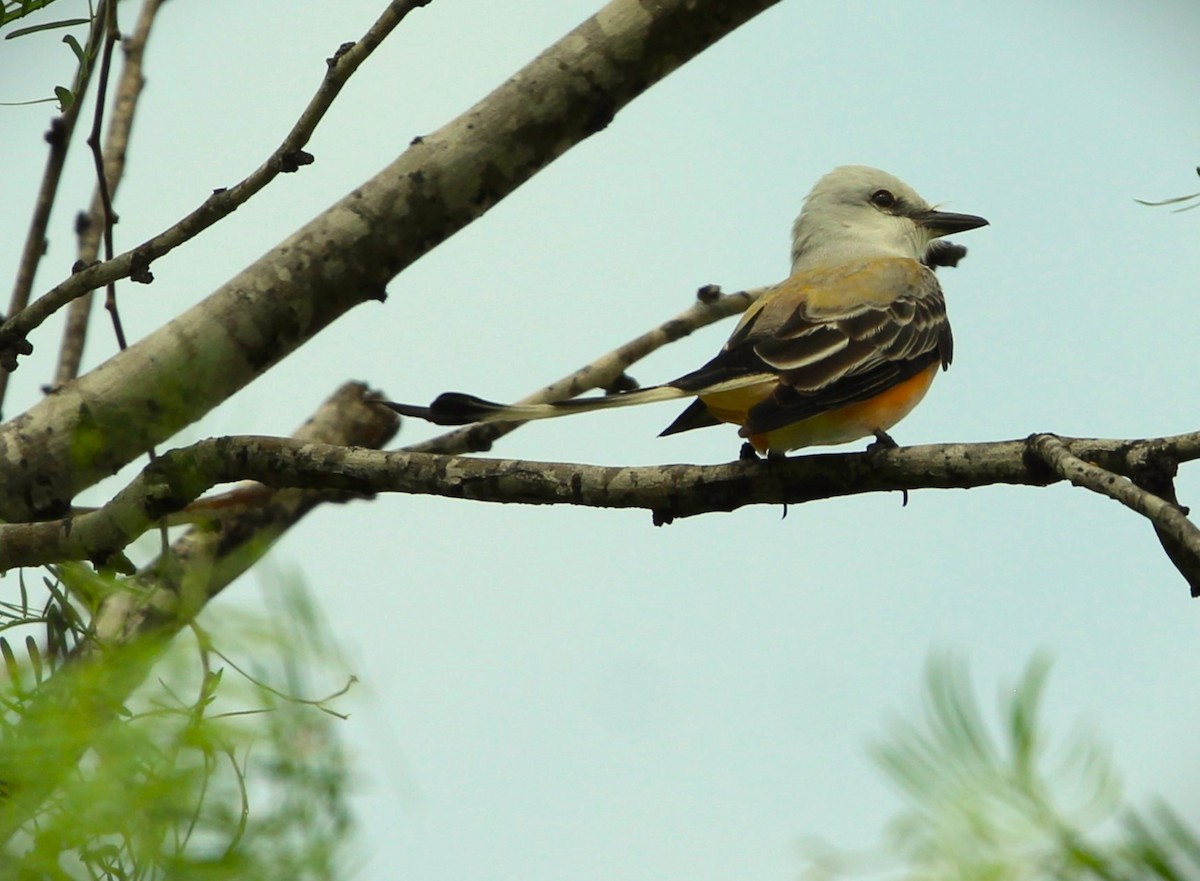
[3,2,1200,879]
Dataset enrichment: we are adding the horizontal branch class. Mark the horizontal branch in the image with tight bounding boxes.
[6,430,1200,574]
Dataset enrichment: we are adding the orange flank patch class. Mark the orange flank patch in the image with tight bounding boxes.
[699,363,940,455]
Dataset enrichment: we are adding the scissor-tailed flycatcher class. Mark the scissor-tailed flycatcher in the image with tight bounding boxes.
[379,166,987,456]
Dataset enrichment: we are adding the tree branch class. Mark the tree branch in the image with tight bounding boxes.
[0,380,397,844]
[51,0,166,389]
[0,0,783,524]
[1028,433,1200,594]
[0,0,434,371]
[403,283,762,455]
[7,431,1200,591]
[91,381,399,645]
[3,1,112,374]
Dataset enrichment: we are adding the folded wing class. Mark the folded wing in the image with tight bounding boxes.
[662,257,951,437]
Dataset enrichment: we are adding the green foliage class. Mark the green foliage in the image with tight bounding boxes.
[1,0,96,111]
[0,570,356,880]
[805,654,1200,881]
[1,0,65,30]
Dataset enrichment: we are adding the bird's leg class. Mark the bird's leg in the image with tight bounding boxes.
[866,428,908,506]
[739,442,762,461]
[739,444,789,518]
[866,429,898,453]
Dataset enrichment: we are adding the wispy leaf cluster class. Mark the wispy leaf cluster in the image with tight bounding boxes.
[0,570,356,881]
[806,654,1200,881]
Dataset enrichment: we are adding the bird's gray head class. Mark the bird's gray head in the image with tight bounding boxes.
[790,165,987,271]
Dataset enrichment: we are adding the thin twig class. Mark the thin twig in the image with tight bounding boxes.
[85,1,128,352]
[54,0,166,387]
[0,0,433,373]
[0,1,111,412]
[77,1,161,559]
[1027,433,1200,593]
[403,284,763,454]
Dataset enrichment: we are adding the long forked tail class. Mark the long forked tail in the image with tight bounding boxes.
[374,385,690,426]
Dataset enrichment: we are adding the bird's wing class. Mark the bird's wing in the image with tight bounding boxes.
[668,257,951,436]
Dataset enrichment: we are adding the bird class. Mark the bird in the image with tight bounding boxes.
[377,165,987,457]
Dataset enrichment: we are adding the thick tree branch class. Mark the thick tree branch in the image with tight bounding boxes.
[7,432,1200,588]
[0,0,782,524]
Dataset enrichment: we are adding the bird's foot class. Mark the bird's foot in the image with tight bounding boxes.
[866,429,898,454]
[739,442,762,461]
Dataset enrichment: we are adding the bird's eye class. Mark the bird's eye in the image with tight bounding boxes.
[870,189,896,209]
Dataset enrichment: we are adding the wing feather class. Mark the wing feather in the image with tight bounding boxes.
[661,257,952,437]
[752,326,849,371]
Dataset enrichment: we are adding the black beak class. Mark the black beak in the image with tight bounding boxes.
[914,209,989,237]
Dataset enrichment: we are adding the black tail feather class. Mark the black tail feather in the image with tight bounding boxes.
[658,398,720,436]
[429,392,511,424]
[372,392,507,426]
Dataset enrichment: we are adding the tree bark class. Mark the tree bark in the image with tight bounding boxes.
[0,0,783,522]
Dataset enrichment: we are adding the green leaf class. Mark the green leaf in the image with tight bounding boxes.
[5,15,88,39]
[53,84,72,111]
[61,30,83,61]
[0,573,356,878]
[24,635,42,684]
[0,636,21,694]
[1006,651,1050,778]
[54,562,120,609]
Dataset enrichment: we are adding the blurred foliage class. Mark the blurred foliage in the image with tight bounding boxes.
[804,654,1200,881]
[0,566,356,880]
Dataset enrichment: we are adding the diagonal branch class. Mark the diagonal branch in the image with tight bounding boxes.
[0,0,783,525]
[404,284,762,455]
[1027,433,1200,594]
[0,0,434,371]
